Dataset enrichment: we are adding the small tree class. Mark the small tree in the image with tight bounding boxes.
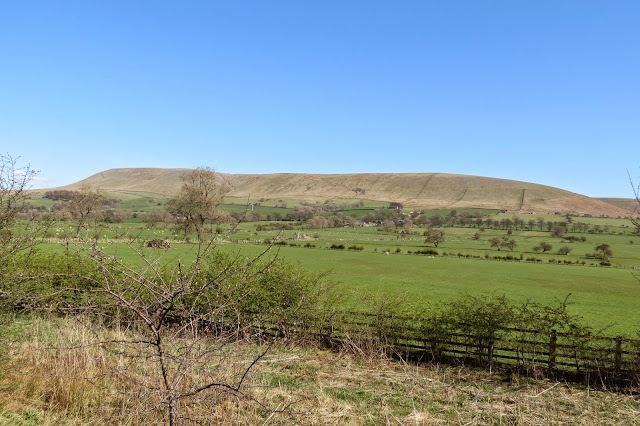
[533,241,552,253]
[557,246,573,255]
[66,184,107,236]
[0,154,37,231]
[166,167,231,241]
[12,234,335,424]
[489,237,504,251]
[551,225,567,238]
[0,154,42,268]
[595,243,612,261]
[424,228,445,247]
[504,239,517,251]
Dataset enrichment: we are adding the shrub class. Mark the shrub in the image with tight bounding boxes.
[147,239,171,249]
[413,249,438,256]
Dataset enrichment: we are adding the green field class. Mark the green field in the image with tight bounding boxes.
[24,192,640,336]
[30,219,639,336]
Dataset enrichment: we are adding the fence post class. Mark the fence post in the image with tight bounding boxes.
[614,336,622,375]
[548,329,557,371]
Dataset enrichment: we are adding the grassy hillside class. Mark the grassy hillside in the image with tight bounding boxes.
[49,168,628,216]
[597,197,639,213]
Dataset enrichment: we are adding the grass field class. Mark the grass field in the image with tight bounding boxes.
[23,191,640,337]
[32,218,640,336]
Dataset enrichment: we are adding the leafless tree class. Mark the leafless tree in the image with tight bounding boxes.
[629,169,640,231]
[65,184,107,236]
[0,153,37,231]
[10,229,332,423]
[0,154,45,268]
[166,167,231,241]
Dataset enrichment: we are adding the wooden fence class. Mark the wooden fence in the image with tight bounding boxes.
[256,310,640,387]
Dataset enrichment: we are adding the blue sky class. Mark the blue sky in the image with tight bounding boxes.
[1,1,638,197]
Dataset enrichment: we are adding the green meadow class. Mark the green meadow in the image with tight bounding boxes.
[26,192,640,336]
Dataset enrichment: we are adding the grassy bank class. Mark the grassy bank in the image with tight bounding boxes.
[1,316,638,425]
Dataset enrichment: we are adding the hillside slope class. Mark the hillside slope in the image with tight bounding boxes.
[596,197,639,214]
[55,168,628,216]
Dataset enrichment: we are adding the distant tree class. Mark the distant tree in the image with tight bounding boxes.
[424,228,445,247]
[389,202,403,210]
[66,185,107,236]
[43,189,75,201]
[537,217,546,231]
[472,231,480,240]
[165,167,231,241]
[533,241,553,253]
[513,215,524,230]
[429,215,444,227]
[489,237,505,251]
[595,243,613,261]
[504,239,517,251]
[557,246,573,255]
[489,236,515,251]
[551,225,567,238]
[143,210,171,228]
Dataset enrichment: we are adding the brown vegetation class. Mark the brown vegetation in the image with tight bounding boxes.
[1,316,639,425]
[51,168,630,216]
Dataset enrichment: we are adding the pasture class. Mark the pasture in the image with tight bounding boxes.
[25,192,640,335]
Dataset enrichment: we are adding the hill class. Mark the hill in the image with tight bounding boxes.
[596,197,639,214]
[51,168,629,216]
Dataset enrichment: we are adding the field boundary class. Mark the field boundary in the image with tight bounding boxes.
[257,310,640,387]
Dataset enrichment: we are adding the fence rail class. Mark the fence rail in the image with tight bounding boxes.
[252,310,640,386]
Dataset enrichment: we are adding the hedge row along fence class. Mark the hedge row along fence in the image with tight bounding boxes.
[254,309,640,388]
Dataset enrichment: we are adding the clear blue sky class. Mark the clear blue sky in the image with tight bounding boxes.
[1,1,638,197]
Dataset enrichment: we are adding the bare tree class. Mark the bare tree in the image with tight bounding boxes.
[629,169,640,232]
[166,167,231,241]
[11,232,332,424]
[0,153,37,231]
[65,184,107,236]
[0,154,43,268]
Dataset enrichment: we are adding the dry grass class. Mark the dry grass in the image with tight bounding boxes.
[53,168,628,216]
[1,316,639,425]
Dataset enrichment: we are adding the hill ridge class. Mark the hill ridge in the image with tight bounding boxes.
[49,168,630,217]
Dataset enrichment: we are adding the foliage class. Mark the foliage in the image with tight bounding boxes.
[533,241,552,253]
[423,228,445,247]
[489,236,516,251]
[594,243,613,260]
[557,245,573,255]
[3,238,335,424]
